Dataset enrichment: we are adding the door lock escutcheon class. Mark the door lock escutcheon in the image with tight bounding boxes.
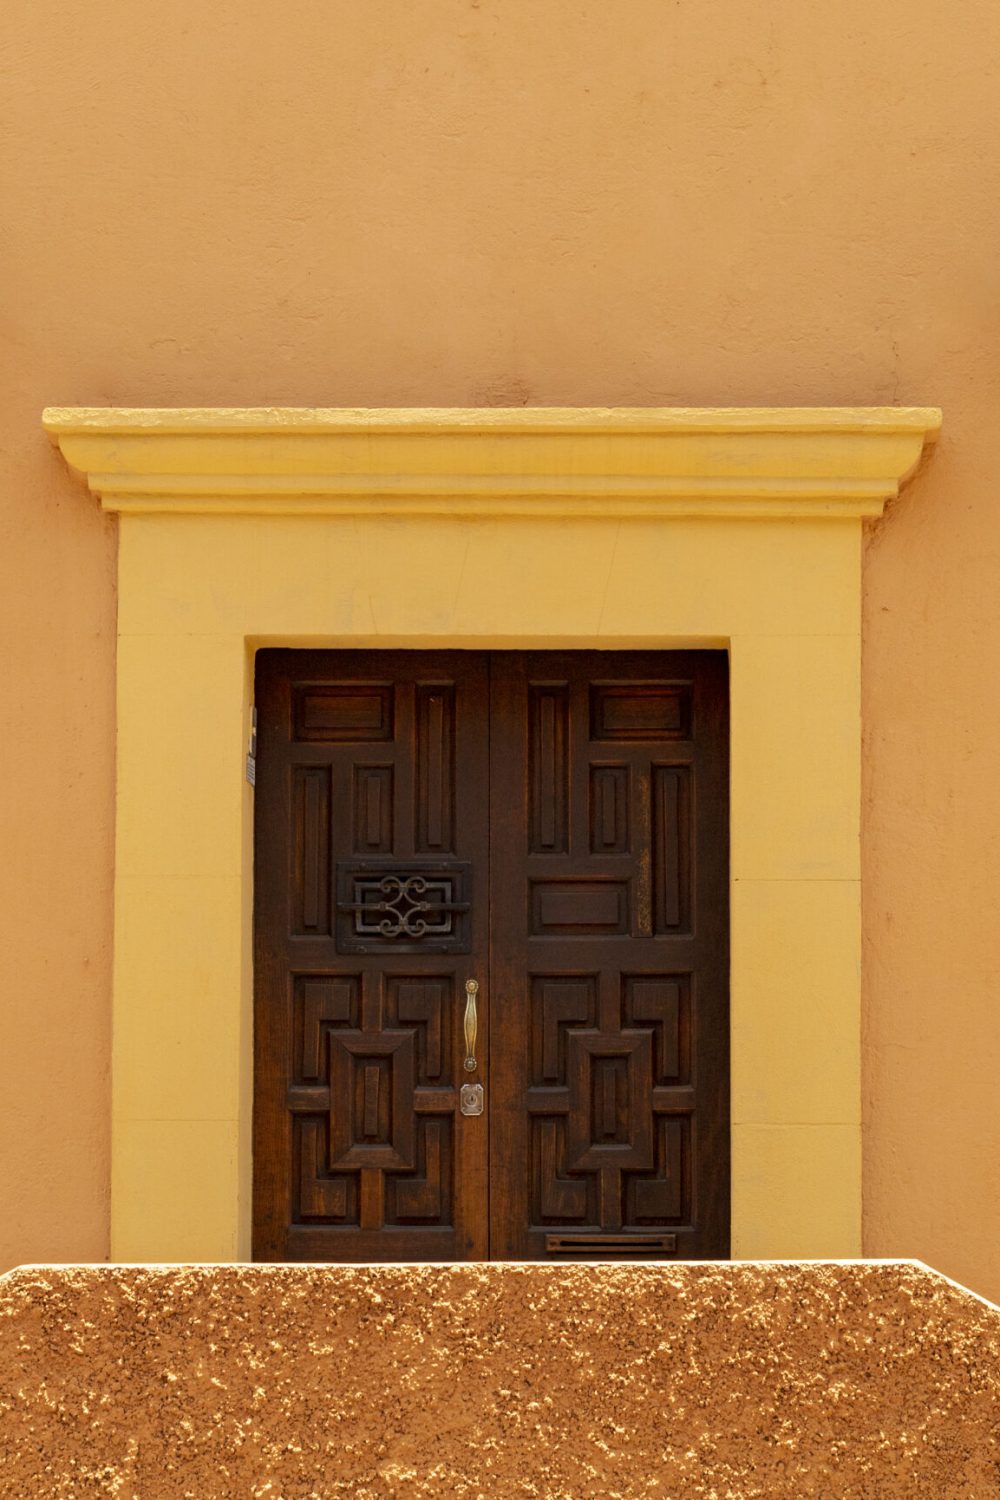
[460,1082,484,1116]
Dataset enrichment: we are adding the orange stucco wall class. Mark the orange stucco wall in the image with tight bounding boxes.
[3,2,998,1295]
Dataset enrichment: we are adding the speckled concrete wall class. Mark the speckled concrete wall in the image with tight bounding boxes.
[0,1261,996,1497]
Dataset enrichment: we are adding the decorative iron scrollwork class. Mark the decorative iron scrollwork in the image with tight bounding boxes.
[335,862,472,953]
[343,874,466,938]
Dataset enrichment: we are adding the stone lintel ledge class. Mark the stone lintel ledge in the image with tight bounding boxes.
[43,405,941,519]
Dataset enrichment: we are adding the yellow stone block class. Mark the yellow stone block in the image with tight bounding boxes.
[113,875,245,1124]
[112,1119,241,1261]
[447,519,612,640]
[118,516,258,636]
[732,1123,862,1258]
[116,634,247,880]
[731,633,861,881]
[732,879,861,1125]
[600,520,860,640]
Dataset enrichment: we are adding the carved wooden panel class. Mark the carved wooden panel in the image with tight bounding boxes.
[590,683,692,741]
[353,765,393,853]
[623,973,691,1084]
[590,765,629,853]
[416,684,455,852]
[529,880,630,935]
[286,972,458,1233]
[293,767,331,936]
[490,650,729,1260]
[653,765,692,934]
[529,685,569,853]
[523,968,696,1236]
[294,683,394,742]
[254,650,489,1262]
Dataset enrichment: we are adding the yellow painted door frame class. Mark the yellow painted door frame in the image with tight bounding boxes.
[46,405,940,1261]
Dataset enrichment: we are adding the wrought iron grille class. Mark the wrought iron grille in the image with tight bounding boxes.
[335,862,472,953]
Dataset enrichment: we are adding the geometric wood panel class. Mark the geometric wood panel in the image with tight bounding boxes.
[524,971,693,1234]
[621,974,691,1085]
[293,767,331,936]
[353,765,393,854]
[589,765,629,853]
[530,975,597,1085]
[416,684,455,853]
[386,976,453,1085]
[590,683,691,741]
[286,973,459,1233]
[653,765,692,934]
[385,1119,453,1225]
[529,880,630,936]
[529,684,569,853]
[294,974,358,1082]
[294,683,394,742]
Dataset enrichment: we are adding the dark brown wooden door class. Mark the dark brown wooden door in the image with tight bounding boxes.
[254,650,490,1260]
[489,652,729,1259]
[254,649,728,1261]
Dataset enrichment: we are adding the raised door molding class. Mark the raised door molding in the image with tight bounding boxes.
[44,405,941,519]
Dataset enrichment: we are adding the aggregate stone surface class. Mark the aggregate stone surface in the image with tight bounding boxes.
[0,1260,997,1498]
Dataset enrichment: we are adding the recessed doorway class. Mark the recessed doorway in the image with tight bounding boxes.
[253,648,729,1261]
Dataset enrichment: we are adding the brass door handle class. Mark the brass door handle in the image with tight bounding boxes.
[463,979,479,1072]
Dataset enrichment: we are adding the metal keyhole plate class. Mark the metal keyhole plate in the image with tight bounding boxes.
[460,1083,485,1116]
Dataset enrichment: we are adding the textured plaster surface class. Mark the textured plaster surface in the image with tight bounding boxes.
[3,0,1000,1300]
[0,1261,997,1499]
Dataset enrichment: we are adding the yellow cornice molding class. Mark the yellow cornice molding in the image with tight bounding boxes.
[43,406,941,519]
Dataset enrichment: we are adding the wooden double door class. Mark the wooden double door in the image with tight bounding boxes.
[254,649,729,1261]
